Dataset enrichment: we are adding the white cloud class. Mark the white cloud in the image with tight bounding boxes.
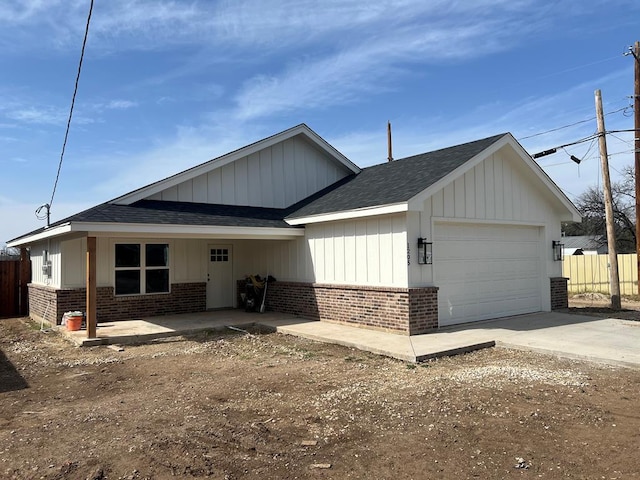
[84,99,139,113]
[229,4,557,121]
[5,106,67,125]
[106,99,137,110]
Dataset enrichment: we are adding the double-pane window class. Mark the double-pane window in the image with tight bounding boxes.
[115,243,169,295]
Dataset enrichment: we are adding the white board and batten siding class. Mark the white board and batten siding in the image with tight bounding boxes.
[409,148,565,325]
[146,136,350,208]
[30,239,62,287]
[305,214,408,287]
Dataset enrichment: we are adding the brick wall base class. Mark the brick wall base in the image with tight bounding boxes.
[550,277,569,310]
[239,280,438,335]
[28,282,206,325]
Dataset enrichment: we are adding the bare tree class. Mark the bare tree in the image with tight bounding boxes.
[0,246,21,260]
[563,165,636,253]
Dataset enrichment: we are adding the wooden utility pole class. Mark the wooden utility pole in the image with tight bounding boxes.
[595,89,622,309]
[634,41,640,294]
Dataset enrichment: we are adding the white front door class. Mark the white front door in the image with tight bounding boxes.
[207,244,233,309]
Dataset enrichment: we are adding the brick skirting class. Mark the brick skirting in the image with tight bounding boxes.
[238,280,439,335]
[550,277,569,310]
[28,282,206,325]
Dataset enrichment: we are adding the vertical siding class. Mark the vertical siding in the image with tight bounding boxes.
[149,136,352,208]
[283,139,297,206]
[208,169,223,203]
[306,214,408,287]
[30,240,61,287]
[427,150,554,225]
[233,237,308,282]
[193,175,208,203]
[61,237,85,288]
[247,152,262,205]
[172,239,207,282]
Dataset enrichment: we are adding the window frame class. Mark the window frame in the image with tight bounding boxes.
[114,242,170,296]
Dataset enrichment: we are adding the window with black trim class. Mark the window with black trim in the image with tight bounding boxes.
[115,243,169,295]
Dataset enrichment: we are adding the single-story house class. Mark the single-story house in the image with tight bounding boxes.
[561,235,607,256]
[7,124,581,336]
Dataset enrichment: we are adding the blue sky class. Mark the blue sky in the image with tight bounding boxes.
[1,0,639,246]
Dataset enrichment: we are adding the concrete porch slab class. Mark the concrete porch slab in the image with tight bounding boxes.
[61,310,281,347]
[58,310,494,362]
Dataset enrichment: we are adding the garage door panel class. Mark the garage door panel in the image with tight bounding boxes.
[435,223,542,326]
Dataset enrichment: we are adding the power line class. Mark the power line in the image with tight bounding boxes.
[531,129,640,159]
[49,0,94,209]
[519,106,629,140]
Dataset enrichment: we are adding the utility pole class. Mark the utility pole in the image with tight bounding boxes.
[595,89,621,310]
[634,41,640,294]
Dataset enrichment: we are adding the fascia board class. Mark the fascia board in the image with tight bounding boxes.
[112,124,360,206]
[6,223,72,247]
[75,222,305,239]
[286,203,407,225]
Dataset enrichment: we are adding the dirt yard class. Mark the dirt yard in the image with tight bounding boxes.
[1,316,640,480]
[567,293,640,321]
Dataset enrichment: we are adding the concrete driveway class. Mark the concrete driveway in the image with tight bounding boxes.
[60,309,640,367]
[266,311,640,366]
[426,311,640,368]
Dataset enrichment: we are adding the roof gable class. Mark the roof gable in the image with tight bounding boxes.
[287,133,581,224]
[287,134,507,221]
[112,124,360,207]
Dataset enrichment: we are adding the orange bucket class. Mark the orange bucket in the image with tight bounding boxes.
[66,316,83,331]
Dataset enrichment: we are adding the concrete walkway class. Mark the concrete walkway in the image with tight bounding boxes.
[59,310,640,367]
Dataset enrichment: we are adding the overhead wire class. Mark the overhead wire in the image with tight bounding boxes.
[49,0,94,209]
[519,106,629,140]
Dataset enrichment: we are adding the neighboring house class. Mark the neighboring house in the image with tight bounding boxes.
[7,124,581,336]
[561,235,607,256]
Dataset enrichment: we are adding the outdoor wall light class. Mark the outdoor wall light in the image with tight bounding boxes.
[417,238,433,265]
[552,240,564,261]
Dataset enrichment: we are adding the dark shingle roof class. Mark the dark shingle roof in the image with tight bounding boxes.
[8,200,302,243]
[287,133,507,219]
[9,133,508,244]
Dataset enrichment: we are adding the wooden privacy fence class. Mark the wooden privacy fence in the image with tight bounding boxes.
[0,252,31,318]
[563,253,638,295]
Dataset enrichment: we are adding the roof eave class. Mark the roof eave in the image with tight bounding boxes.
[7,221,304,246]
[286,202,408,225]
[7,223,73,247]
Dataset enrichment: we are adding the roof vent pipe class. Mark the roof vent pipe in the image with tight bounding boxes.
[387,121,393,162]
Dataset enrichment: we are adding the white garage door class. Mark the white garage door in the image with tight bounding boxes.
[435,223,542,326]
